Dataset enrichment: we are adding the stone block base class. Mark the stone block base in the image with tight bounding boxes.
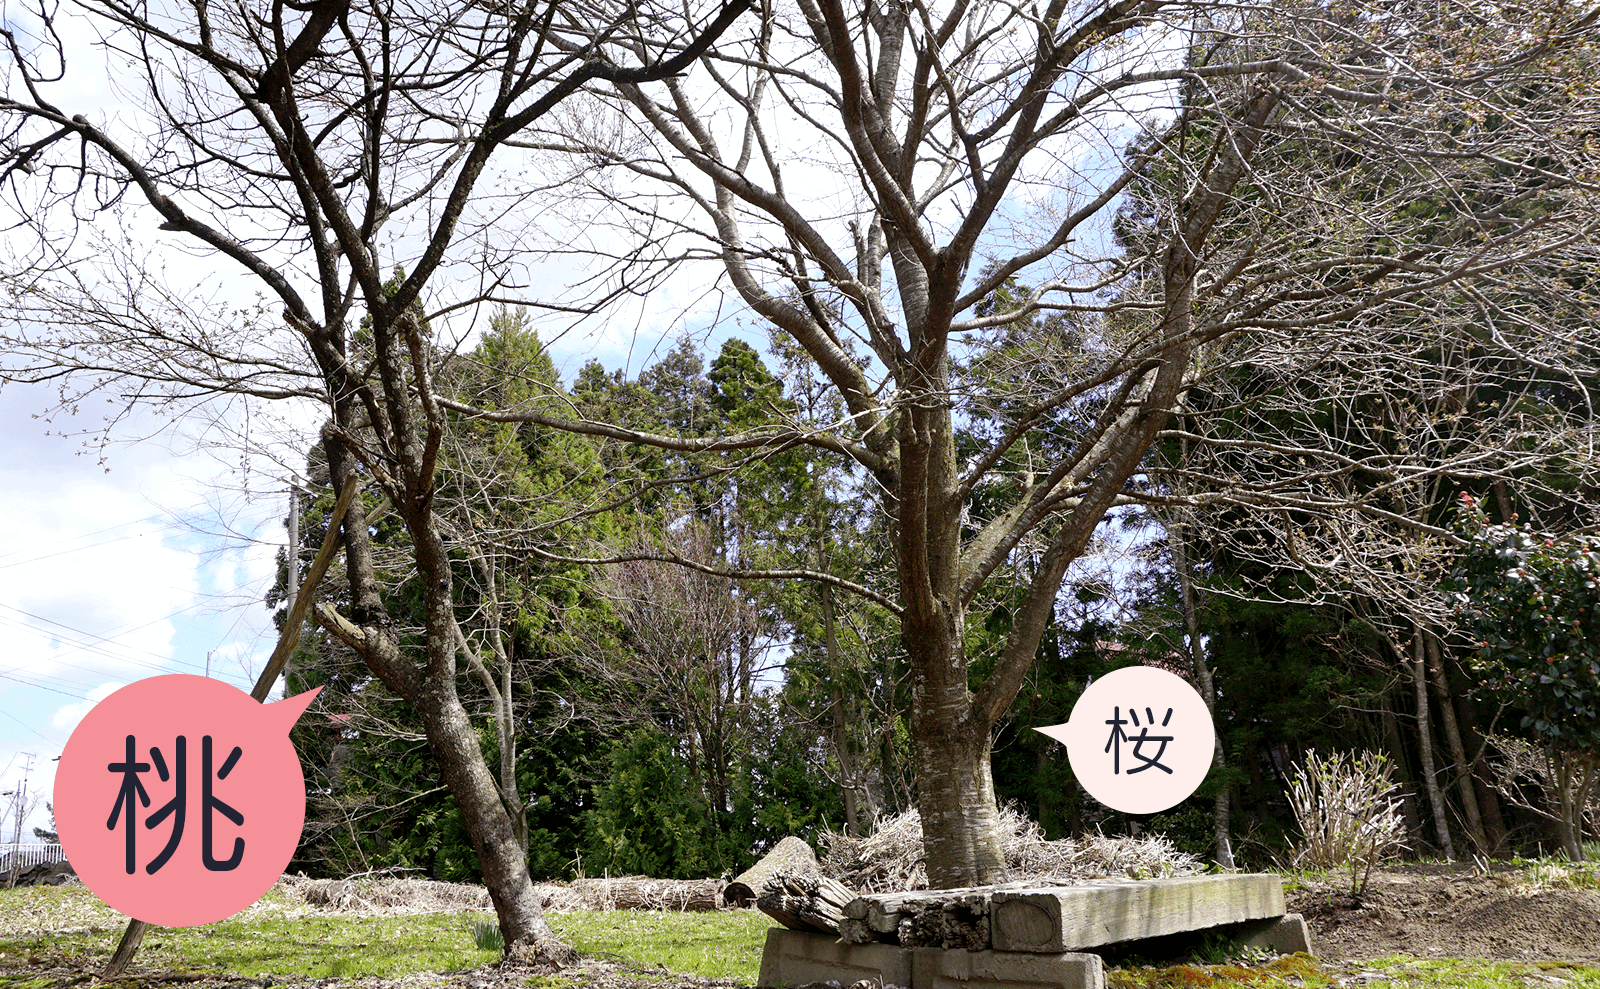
[756,930,1102,989]
[1233,913,1313,955]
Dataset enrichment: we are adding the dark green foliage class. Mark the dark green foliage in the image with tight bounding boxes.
[1449,496,1600,754]
[277,323,881,881]
[990,618,1105,840]
[581,729,717,879]
[32,804,57,844]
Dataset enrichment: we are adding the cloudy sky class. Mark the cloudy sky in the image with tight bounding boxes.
[0,381,287,842]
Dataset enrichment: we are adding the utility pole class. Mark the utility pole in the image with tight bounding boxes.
[5,752,34,889]
[284,484,301,689]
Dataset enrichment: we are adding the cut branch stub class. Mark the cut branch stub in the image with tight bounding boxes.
[727,835,822,906]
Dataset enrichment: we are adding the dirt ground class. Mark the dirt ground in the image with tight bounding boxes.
[1287,862,1600,964]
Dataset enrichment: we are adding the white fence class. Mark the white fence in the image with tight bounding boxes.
[0,843,67,872]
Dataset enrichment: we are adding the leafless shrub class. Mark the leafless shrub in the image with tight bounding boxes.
[1288,750,1407,894]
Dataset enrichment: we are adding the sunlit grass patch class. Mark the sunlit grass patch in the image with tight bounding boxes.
[548,909,772,982]
[1510,856,1600,892]
[1,911,500,979]
[1338,954,1600,987]
[1107,953,1600,989]
[0,883,124,938]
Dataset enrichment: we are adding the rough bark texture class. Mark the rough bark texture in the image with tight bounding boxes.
[1379,693,1425,846]
[756,873,856,934]
[1455,688,1510,854]
[1425,633,1488,854]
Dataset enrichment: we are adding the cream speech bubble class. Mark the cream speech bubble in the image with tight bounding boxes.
[1035,665,1215,815]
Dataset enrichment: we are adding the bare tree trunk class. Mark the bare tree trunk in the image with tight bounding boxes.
[1412,634,1456,860]
[1425,632,1488,854]
[319,339,573,964]
[906,598,1006,885]
[1172,523,1234,869]
[414,681,569,962]
[1549,750,1596,861]
[1380,693,1425,847]
[103,918,146,977]
[913,708,1005,888]
[1455,689,1510,855]
[824,586,865,836]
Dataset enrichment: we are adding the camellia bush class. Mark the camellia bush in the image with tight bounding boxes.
[1449,494,1600,860]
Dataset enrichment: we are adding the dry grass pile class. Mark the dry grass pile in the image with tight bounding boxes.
[534,877,726,913]
[260,874,727,917]
[823,807,1203,893]
[273,874,494,915]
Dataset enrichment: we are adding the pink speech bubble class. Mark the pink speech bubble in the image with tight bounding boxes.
[54,675,320,927]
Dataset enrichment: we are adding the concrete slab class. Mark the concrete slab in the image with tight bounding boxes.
[911,946,1105,989]
[1233,912,1313,955]
[990,874,1286,952]
[758,928,912,988]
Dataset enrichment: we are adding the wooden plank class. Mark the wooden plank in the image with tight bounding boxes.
[990,874,1286,952]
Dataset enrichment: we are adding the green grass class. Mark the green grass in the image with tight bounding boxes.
[1109,953,1336,988]
[1507,854,1600,891]
[0,911,502,979]
[1349,954,1600,987]
[0,883,770,982]
[13,882,1600,988]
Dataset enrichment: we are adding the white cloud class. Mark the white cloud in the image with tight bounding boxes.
[47,682,125,733]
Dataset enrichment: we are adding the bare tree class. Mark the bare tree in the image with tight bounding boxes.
[443,0,1600,885]
[1167,249,1600,856]
[0,0,752,963]
[600,516,766,827]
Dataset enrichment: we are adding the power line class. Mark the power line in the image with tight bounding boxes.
[0,606,190,671]
[0,708,48,742]
[0,571,279,701]
[0,661,102,696]
[0,529,156,572]
[0,512,166,565]
[0,672,87,700]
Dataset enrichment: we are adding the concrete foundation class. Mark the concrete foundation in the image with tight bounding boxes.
[758,876,1306,989]
[912,946,1105,989]
[758,928,912,987]
[758,930,1106,989]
